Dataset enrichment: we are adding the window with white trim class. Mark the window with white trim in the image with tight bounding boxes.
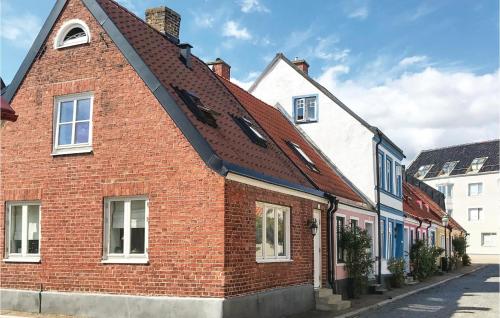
[294,96,317,123]
[395,163,403,197]
[468,183,483,196]
[54,19,90,49]
[437,183,453,198]
[256,202,290,262]
[103,197,148,263]
[439,161,458,176]
[5,202,41,262]
[468,157,488,173]
[288,141,319,172]
[468,208,482,222]
[481,233,497,247]
[414,164,433,179]
[53,93,93,155]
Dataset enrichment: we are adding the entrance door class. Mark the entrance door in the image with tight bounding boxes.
[313,210,321,289]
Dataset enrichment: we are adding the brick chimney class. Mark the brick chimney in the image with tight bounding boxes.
[292,58,309,75]
[145,6,181,40]
[207,58,231,80]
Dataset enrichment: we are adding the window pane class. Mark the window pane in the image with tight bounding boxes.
[76,98,91,121]
[75,122,89,144]
[110,201,124,254]
[58,124,73,145]
[265,208,275,257]
[306,97,316,120]
[130,200,146,254]
[256,205,263,258]
[27,205,40,254]
[277,209,285,256]
[10,206,23,254]
[60,101,74,123]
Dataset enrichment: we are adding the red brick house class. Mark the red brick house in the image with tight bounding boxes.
[1,0,371,317]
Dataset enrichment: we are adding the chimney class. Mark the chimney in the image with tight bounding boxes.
[145,6,181,40]
[207,58,231,80]
[292,58,309,75]
[178,43,192,68]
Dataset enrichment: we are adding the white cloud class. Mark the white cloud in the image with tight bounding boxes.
[348,6,369,20]
[399,55,428,67]
[313,36,350,62]
[283,27,314,51]
[222,21,252,40]
[193,13,216,28]
[240,0,270,13]
[0,13,41,48]
[232,71,260,90]
[316,67,500,161]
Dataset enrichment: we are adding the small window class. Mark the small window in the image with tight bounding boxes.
[414,164,433,179]
[468,208,482,222]
[293,96,317,123]
[5,202,41,262]
[337,216,346,263]
[256,202,290,262]
[103,197,148,263]
[430,231,436,246]
[468,157,488,173]
[54,19,90,49]
[378,151,385,189]
[468,183,483,196]
[350,218,358,229]
[233,116,267,147]
[380,219,386,259]
[437,183,453,198]
[439,161,458,176]
[481,233,497,247]
[385,157,393,193]
[175,87,218,128]
[288,141,319,172]
[53,93,93,155]
[395,163,403,197]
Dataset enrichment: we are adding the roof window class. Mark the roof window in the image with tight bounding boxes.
[287,141,319,173]
[175,87,218,128]
[54,19,90,49]
[439,161,458,176]
[414,164,433,179]
[233,115,267,147]
[468,157,488,173]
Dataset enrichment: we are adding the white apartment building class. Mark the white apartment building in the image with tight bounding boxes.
[407,140,500,261]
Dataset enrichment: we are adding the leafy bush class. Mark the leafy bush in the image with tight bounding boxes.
[462,253,471,266]
[387,257,405,288]
[452,236,467,258]
[410,240,442,280]
[339,226,373,298]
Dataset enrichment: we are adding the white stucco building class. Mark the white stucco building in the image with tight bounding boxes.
[407,140,500,262]
[249,54,406,277]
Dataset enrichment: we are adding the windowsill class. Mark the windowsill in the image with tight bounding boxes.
[101,258,149,264]
[256,258,292,264]
[52,145,93,156]
[294,120,318,125]
[3,256,41,263]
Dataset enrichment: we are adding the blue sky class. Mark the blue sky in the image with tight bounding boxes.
[1,0,499,159]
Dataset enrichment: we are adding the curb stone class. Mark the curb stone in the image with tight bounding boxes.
[335,265,486,318]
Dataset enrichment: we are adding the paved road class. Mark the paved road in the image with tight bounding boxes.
[359,264,499,318]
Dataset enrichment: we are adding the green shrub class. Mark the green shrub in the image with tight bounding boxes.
[387,257,405,288]
[462,254,471,266]
[410,240,442,280]
[339,226,373,298]
[452,236,467,258]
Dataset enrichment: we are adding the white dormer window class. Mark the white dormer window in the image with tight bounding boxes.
[54,19,90,49]
[439,161,458,176]
[468,157,488,173]
[414,164,433,179]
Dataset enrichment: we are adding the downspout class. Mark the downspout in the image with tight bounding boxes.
[375,130,383,285]
[325,193,339,293]
[448,225,453,257]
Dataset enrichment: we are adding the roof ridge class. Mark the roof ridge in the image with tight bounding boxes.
[420,139,500,153]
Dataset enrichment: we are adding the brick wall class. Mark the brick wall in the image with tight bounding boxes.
[224,179,326,297]
[0,0,225,297]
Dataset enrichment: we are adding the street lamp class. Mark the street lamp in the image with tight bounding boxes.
[442,215,449,271]
[307,218,318,236]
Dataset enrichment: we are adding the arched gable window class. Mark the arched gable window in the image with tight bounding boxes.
[54,19,90,49]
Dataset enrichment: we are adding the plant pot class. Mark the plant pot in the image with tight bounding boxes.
[346,278,355,299]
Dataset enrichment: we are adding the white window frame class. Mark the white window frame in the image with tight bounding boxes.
[468,208,482,222]
[468,157,488,173]
[336,214,347,265]
[415,164,433,179]
[102,196,149,264]
[437,183,453,198]
[4,202,41,263]
[468,183,483,196]
[294,96,318,123]
[481,233,497,247]
[54,19,91,49]
[365,221,375,257]
[53,92,94,156]
[439,161,458,176]
[256,202,291,263]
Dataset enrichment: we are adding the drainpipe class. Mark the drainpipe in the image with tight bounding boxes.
[375,130,383,285]
[448,225,453,257]
[325,193,339,293]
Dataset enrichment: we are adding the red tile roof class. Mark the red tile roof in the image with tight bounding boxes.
[1,95,18,122]
[219,76,366,204]
[96,0,315,190]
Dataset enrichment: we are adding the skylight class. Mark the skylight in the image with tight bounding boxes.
[288,141,319,173]
[175,88,218,128]
[233,116,267,147]
[414,164,433,179]
[439,161,458,176]
[468,157,488,173]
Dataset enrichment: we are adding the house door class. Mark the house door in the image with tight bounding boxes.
[404,228,410,272]
[313,210,321,289]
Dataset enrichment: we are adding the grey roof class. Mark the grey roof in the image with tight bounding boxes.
[407,139,500,179]
[249,53,405,157]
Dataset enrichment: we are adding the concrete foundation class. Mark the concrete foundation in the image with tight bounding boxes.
[1,284,314,318]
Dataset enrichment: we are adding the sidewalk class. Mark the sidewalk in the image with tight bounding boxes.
[289,263,485,318]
